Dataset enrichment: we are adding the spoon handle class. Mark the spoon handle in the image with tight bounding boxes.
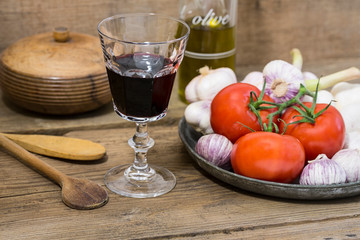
[0,134,67,186]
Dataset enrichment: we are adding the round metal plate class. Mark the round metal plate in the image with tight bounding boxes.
[178,117,360,200]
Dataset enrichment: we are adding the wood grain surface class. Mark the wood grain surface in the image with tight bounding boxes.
[1,125,360,239]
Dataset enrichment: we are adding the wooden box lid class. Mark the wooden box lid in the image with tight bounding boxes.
[0,27,106,79]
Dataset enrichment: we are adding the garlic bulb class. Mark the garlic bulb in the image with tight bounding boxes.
[331,81,357,96]
[263,60,305,103]
[334,105,360,132]
[299,154,346,185]
[331,82,360,132]
[331,82,360,110]
[184,100,213,134]
[241,71,264,90]
[185,66,237,103]
[344,130,360,150]
[332,149,360,182]
[303,71,318,81]
[195,133,233,170]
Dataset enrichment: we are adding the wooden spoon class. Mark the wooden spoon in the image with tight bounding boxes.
[0,133,106,161]
[0,134,108,210]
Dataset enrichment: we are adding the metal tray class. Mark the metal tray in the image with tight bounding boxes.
[178,117,360,200]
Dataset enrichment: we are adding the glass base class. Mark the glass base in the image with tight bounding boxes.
[104,164,176,198]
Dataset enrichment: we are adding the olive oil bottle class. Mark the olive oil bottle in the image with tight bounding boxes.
[178,0,237,103]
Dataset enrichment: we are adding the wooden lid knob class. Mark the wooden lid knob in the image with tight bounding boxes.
[53,27,70,42]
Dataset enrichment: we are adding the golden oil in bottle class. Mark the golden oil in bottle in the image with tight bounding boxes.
[178,0,237,103]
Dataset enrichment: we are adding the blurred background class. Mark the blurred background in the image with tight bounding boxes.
[1,0,360,76]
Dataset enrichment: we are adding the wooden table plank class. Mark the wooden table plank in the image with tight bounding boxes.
[0,89,185,134]
[171,217,360,240]
[1,125,360,239]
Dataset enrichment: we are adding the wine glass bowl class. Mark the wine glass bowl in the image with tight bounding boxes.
[98,13,189,198]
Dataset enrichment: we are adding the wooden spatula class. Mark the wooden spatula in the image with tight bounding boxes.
[1,133,106,160]
[0,134,109,210]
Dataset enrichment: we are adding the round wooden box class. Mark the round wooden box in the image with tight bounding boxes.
[0,27,111,115]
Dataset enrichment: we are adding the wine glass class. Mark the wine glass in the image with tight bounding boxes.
[98,13,189,198]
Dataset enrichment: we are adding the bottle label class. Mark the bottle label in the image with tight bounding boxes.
[192,8,230,27]
[185,49,235,60]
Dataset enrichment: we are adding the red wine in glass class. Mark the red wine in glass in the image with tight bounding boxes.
[106,53,176,120]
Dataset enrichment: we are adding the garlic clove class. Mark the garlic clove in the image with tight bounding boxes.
[302,71,318,81]
[242,71,264,90]
[331,83,360,111]
[198,110,214,135]
[185,75,201,103]
[299,154,346,185]
[331,82,359,97]
[184,100,213,134]
[332,149,360,182]
[216,67,237,80]
[196,68,237,101]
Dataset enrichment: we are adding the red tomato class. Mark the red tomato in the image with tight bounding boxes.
[279,103,345,161]
[210,83,277,143]
[231,132,305,183]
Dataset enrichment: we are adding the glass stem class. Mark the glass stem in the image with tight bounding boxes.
[125,122,155,183]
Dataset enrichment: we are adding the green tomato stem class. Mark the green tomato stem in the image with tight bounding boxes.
[264,85,309,132]
[249,84,316,133]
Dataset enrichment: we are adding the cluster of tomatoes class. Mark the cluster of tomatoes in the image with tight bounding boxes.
[210,83,346,183]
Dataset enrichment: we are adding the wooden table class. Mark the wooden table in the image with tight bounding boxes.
[2,61,360,239]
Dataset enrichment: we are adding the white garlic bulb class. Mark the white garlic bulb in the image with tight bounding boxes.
[344,131,360,150]
[184,100,213,134]
[299,154,346,185]
[185,66,237,103]
[195,133,233,170]
[332,149,360,183]
[263,60,305,103]
[241,71,264,90]
[331,82,360,132]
